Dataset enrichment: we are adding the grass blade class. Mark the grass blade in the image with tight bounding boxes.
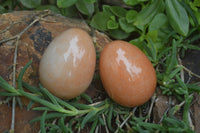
[39,84,60,106]
[41,110,47,133]
[81,93,93,104]
[17,60,33,90]
[81,110,97,128]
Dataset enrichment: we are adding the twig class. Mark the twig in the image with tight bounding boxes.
[0,10,52,44]
[114,114,121,133]
[178,55,194,129]
[119,112,132,129]
[102,114,109,133]
[0,21,21,34]
[10,37,20,133]
[145,93,156,122]
[178,57,185,82]
[178,65,200,79]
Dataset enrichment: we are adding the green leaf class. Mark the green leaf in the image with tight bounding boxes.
[183,96,193,125]
[39,84,60,106]
[81,93,93,103]
[70,102,92,110]
[107,19,119,29]
[27,100,35,110]
[90,12,111,31]
[0,5,7,14]
[61,6,79,17]
[149,13,168,32]
[147,38,157,62]
[109,6,127,17]
[194,0,200,7]
[164,40,178,78]
[81,110,97,128]
[22,81,41,94]
[146,30,158,42]
[126,10,138,23]
[134,0,164,26]
[1,0,13,10]
[107,105,114,131]
[41,111,47,133]
[108,29,130,39]
[123,0,148,6]
[58,117,68,132]
[0,92,19,96]
[36,5,61,14]
[165,0,189,36]
[19,0,41,9]
[0,77,18,93]
[30,112,66,123]
[17,60,33,90]
[102,5,113,16]
[84,0,96,3]
[119,17,136,33]
[57,0,77,8]
[90,119,98,133]
[76,0,94,16]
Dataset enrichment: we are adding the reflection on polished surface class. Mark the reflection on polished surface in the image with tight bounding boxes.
[116,48,142,80]
[63,36,85,67]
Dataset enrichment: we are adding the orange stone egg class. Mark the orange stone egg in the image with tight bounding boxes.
[39,28,96,99]
[99,40,157,107]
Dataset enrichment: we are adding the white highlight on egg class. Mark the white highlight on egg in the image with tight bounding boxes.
[63,36,85,67]
[116,48,142,79]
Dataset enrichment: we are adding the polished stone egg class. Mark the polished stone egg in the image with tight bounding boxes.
[39,28,96,99]
[99,40,157,107]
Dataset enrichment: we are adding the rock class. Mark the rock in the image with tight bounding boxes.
[0,104,41,133]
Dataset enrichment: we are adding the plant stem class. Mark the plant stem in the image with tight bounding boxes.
[10,32,20,133]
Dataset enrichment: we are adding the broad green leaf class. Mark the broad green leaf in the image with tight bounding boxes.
[76,0,94,16]
[108,29,130,39]
[102,5,113,16]
[146,30,158,42]
[126,10,138,23]
[57,0,77,8]
[194,0,200,7]
[134,0,164,26]
[110,6,127,17]
[36,5,61,14]
[119,18,136,33]
[61,6,79,17]
[19,0,41,8]
[1,0,12,10]
[123,0,148,6]
[181,1,198,27]
[0,5,7,14]
[107,19,119,29]
[165,0,189,36]
[149,13,168,32]
[84,0,96,3]
[90,12,111,31]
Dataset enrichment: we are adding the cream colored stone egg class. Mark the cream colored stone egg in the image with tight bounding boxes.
[39,28,96,99]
